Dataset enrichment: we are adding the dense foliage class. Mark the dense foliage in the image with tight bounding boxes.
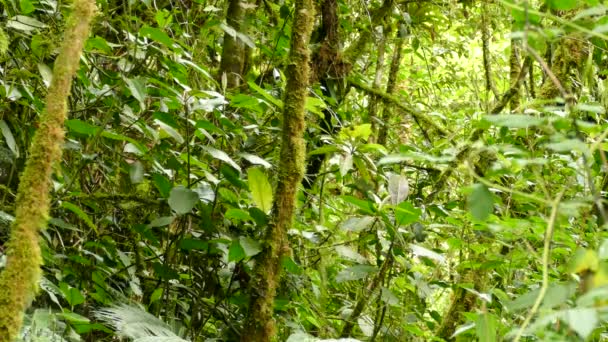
[3,0,608,341]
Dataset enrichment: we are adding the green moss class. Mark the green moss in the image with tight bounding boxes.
[0,1,96,340]
[0,28,8,56]
[241,0,314,340]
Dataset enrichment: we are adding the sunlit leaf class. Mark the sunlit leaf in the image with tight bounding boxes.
[248,167,273,213]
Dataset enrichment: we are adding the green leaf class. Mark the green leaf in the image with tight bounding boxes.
[239,153,272,168]
[140,25,175,48]
[225,208,252,222]
[341,195,376,214]
[61,311,90,324]
[340,216,376,232]
[61,202,98,234]
[66,119,101,136]
[168,186,199,214]
[124,77,147,105]
[129,161,144,184]
[60,283,85,307]
[7,15,46,32]
[179,238,208,251]
[562,308,598,339]
[281,256,302,275]
[336,265,377,283]
[228,240,246,262]
[546,0,579,10]
[0,119,18,158]
[482,114,545,128]
[152,174,172,198]
[248,167,273,213]
[248,81,283,108]
[468,183,493,221]
[19,0,36,14]
[476,313,498,342]
[388,174,409,205]
[204,146,241,171]
[239,236,262,257]
[395,201,421,226]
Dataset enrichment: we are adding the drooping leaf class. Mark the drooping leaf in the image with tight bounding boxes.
[475,313,498,342]
[0,119,18,158]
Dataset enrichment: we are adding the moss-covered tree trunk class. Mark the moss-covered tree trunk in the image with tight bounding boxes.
[0,1,96,340]
[241,0,313,339]
[509,37,522,111]
[377,36,404,146]
[219,0,252,89]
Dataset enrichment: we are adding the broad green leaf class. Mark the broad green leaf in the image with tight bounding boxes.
[124,77,147,105]
[410,244,445,264]
[66,119,101,135]
[468,183,493,221]
[19,0,36,14]
[204,146,241,171]
[546,0,579,10]
[476,313,498,342]
[340,216,376,232]
[380,287,399,306]
[37,63,52,88]
[395,201,421,226]
[239,236,262,257]
[335,245,367,263]
[239,153,272,168]
[60,284,85,307]
[61,202,98,234]
[341,196,376,214]
[305,96,327,118]
[568,248,599,273]
[7,15,47,32]
[248,81,283,108]
[0,120,18,158]
[140,25,175,48]
[147,216,173,228]
[388,174,409,205]
[150,288,163,303]
[281,256,302,275]
[342,124,372,140]
[483,114,545,128]
[86,36,113,54]
[225,208,252,222]
[562,308,598,339]
[545,139,589,154]
[340,152,353,176]
[156,120,184,143]
[152,174,172,198]
[336,265,377,283]
[228,240,245,262]
[168,186,199,214]
[248,167,273,213]
[179,238,208,251]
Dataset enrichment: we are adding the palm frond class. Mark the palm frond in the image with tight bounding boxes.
[95,304,189,342]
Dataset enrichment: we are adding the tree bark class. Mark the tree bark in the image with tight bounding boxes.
[0,1,96,340]
[241,0,314,339]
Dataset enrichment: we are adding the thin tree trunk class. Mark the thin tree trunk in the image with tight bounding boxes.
[241,0,314,339]
[481,2,499,100]
[378,36,404,146]
[509,38,521,111]
[0,1,96,340]
[219,0,251,89]
[369,27,387,142]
